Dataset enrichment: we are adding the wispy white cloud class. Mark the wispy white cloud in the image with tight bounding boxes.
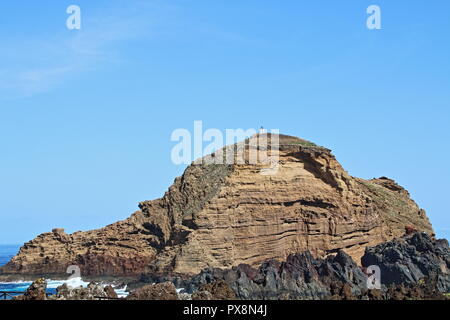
[0,0,247,100]
[0,1,170,99]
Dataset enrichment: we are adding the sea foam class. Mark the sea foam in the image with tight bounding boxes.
[0,277,128,297]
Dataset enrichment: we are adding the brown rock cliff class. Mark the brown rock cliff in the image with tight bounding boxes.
[1,134,433,276]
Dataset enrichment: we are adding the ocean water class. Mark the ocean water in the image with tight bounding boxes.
[0,245,128,300]
[0,244,20,267]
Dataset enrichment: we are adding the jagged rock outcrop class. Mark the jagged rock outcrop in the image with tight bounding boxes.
[169,233,449,300]
[1,134,434,276]
[179,250,368,300]
[361,232,450,292]
[48,282,118,300]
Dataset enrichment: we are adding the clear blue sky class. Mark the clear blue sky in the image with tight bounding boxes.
[0,0,449,244]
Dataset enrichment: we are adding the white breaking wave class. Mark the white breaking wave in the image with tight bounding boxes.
[114,284,128,298]
[0,280,31,284]
[0,277,129,297]
[47,277,90,289]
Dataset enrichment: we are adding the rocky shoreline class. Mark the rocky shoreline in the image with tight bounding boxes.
[11,232,450,300]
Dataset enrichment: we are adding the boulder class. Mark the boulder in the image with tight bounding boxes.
[126,282,178,300]
[104,285,118,299]
[14,278,47,300]
[52,228,65,234]
[192,280,235,300]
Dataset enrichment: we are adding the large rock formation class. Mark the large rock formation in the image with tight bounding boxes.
[1,134,433,277]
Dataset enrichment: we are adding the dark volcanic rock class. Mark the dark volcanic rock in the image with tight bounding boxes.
[182,250,368,300]
[169,232,449,300]
[361,232,450,293]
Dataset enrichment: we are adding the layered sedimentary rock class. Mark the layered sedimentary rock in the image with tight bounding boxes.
[1,134,433,276]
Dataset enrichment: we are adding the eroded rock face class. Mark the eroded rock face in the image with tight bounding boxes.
[1,134,434,276]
